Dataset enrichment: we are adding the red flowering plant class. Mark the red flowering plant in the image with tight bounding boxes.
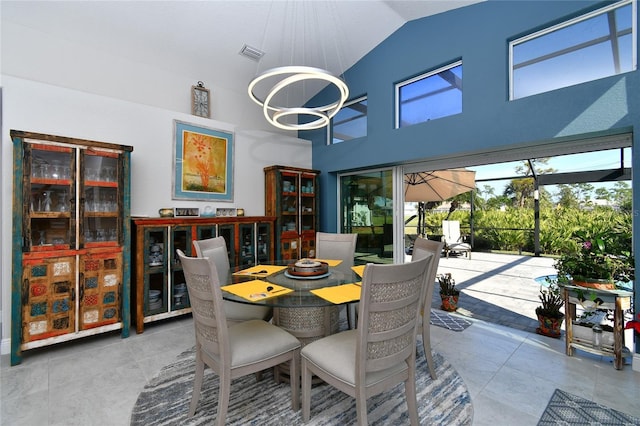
[554,229,634,286]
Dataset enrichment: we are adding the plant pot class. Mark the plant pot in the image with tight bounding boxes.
[536,313,564,338]
[571,278,616,291]
[440,293,459,312]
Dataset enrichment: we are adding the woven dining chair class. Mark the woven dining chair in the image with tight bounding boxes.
[301,256,430,426]
[315,232,358,328]
[176,249,301,425]
[193,236,272,324]
[411,237,445,379]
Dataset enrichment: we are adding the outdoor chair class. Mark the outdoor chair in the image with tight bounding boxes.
[177,249,301,424]
[193,237,272,324]
[315,232,358,328]
[301,256,430,426]
[411,237,445,379]
[441,220,471,259]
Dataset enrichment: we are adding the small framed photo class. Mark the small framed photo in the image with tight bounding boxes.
[174,207,200,217]
[216,207,237,217]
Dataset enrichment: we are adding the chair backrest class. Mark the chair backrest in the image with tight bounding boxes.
[315,232,357,267]
[356,256,430,376]
[193,237,230,285]
[411,237,445,314]
[442,220,462,243]
[177,249,229,364]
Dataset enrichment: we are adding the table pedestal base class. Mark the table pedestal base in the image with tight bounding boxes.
[273,305,340,383]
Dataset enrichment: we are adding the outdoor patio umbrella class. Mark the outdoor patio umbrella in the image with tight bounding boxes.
[404,168,476,236]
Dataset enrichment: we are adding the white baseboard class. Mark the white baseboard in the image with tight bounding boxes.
[633,354,640,372]
[1,337,10,356]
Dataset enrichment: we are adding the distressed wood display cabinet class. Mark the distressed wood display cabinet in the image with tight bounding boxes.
[10,130,133,365]
[131,216,275,333]
[264,165,319,260]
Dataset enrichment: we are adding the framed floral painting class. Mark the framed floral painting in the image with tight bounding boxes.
[173,120,234,201]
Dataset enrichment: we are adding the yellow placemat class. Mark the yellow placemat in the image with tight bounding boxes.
[351,265,365,277]
[232,264,287,278]
[313,259,343,267]
[310,283,361,304]
[221,280,293,302]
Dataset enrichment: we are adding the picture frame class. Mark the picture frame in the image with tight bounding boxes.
[174,207,200,217]
[173,120,234,201]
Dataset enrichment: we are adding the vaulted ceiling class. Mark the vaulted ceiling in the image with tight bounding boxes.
[2,1,482,102]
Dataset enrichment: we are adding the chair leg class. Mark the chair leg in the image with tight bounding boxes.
[216,372,231,426]
[301,357,312,421]
[290,349,300,411]
[347,303,358,329]
[404,375,419,426]
[422,320,437,380]
[355,389,368,426]
[188,355,205,416]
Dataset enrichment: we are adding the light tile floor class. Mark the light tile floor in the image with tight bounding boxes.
[2,253,639,425]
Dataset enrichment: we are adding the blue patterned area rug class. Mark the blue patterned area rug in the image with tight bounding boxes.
[538,389,640,425]
[430,310,472,332]
[130,344,473,425]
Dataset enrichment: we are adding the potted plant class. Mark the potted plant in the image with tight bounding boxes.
[438,273,459,312]
[554,229,634,290]
[535,283,565,338]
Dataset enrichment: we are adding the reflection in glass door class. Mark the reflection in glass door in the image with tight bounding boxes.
[339,169,394,264]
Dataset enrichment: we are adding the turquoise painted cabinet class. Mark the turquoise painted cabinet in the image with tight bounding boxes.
[10,130,133,365]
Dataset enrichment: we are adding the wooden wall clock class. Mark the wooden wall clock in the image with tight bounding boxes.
[191,81,210,118]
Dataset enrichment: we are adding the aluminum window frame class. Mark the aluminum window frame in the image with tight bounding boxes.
[509,0,636,100]
[329,95,368,145]
[395,60,463,129]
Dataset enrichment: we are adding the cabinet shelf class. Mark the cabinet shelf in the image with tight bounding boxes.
[30,212,72,219]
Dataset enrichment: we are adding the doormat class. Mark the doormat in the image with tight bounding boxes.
[538,388,640,425]
[430,310,472,332]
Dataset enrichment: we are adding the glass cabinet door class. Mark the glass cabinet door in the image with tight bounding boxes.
[239,223,255,267]
[81,150,120,248]
[281,171,299,234]
[170,226,191,310]
[300,172,317,232]
[256,222,271,263]
[196,225,217,241]
[144,227,167,315]
[218,224,235,265]
[26,144,75,251]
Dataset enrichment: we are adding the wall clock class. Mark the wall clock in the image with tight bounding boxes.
[191,81,210,118]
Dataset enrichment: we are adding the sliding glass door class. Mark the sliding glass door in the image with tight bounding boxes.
[339,169,395,264]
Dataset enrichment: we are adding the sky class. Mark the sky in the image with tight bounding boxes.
[468,147,632,200]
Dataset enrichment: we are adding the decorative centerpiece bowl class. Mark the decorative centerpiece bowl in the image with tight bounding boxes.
[287,259,329,277]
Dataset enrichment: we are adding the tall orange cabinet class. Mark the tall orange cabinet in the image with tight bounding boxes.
[10,130,133,365]
[264,165,319,260]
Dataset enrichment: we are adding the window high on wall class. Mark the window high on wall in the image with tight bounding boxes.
[331,96,368,144]
[395,61,462,128]
[510,0,635,100]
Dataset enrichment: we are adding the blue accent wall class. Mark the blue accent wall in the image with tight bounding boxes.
[305,0,638,235]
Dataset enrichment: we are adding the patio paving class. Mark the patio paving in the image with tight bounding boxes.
[429,251,558,333]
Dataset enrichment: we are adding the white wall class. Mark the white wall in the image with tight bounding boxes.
[0,76,312,355]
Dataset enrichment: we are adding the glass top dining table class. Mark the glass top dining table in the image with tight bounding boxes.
[222,260,362,308]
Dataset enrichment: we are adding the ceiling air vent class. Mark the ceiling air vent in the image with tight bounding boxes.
[239,44,264,61]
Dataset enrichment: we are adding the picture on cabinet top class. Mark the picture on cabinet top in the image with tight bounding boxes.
[173,120,234,201]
